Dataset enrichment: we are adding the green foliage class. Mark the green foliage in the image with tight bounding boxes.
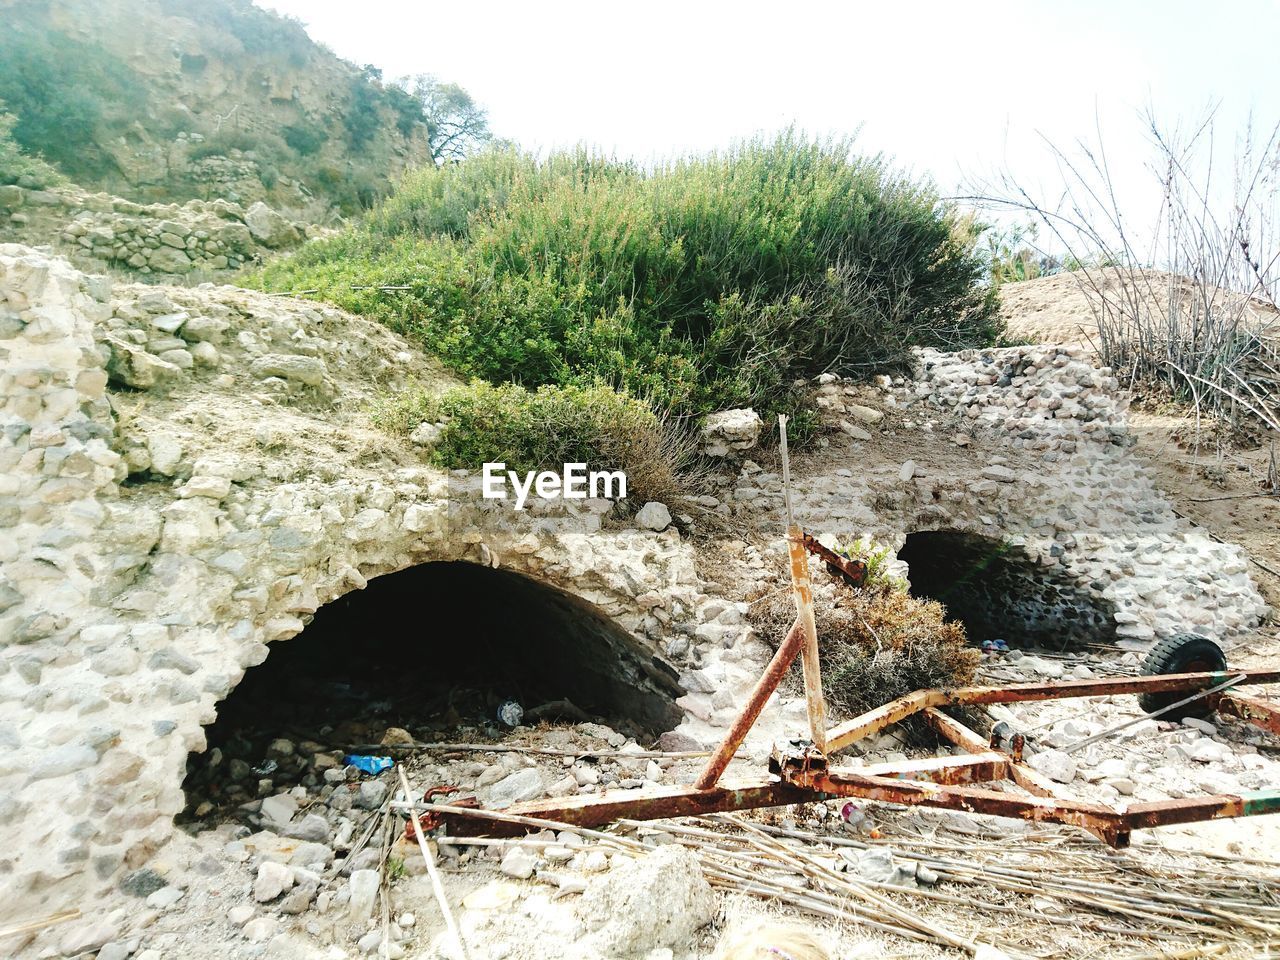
[282,123,326,157]
[344,66,387,151]
[395,75,491,164]
[255,134,1001,425]
[373,381,692,504]
[829,536,908,591]
[0,109,64,189]
[980,220,1044,286]
[0,21,149,179]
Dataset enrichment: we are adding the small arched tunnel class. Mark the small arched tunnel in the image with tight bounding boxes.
[897,530,1116,648]
[182,561,683,817]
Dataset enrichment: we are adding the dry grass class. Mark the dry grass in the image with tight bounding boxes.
[749,573,978,721]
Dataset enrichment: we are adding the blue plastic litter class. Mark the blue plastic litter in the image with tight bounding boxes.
[343,754,393,775]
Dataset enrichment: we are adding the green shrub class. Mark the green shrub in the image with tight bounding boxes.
[0,109,64,189]
[373,381,694,505]
[282,123,326,157]
[0,23,148,180]
[255,134,1002,425]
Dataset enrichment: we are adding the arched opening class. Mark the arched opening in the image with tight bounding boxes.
[182,561,682,818]
[898,530,1116,648]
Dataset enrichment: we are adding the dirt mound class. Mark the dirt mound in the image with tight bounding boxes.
[1000,268,1280,347]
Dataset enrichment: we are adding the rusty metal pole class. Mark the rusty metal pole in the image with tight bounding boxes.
[694,617,805,789]
[779,415,828,753]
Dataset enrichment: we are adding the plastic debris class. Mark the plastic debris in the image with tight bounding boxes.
[342,754,393,775]
[497,700,524,727]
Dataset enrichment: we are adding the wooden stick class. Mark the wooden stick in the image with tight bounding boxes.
[0,909,80,940]
[351,741,725,762]
[397,767,470,960]
[778,415,828,751]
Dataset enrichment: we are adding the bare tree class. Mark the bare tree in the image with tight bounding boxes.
[965,108,1280,435]
[396,74,491,164]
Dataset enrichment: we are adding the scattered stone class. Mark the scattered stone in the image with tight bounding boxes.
[250,354,327,387]
[488,768,545,808]
[701,408,763,456]
[260,792,298,825]
[846,403,884,425]
[105,337,180,389]
[254,860,294,902]
[347,868,380,920]
[982,465,1018,483]
[1027,748,1077,783]
[59,919,121,956]
[501,844,537,879]
[120,867,167,897]
[578,846,716,955]
[657,731,701,752]
[145,885,184,908]
[228,904,255,925]
[243,201,301,248]
[635,501,673,532]
[242,917,278,942]
[283,813,331,843]
[355,779,389,810]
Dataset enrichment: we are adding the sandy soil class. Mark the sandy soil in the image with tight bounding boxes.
[1000,268,1280,347]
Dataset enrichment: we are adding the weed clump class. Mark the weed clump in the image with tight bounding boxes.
[374,381,697,506]
[749,567,978,721]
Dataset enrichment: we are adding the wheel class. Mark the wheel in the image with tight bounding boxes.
[1137,633,1227,720]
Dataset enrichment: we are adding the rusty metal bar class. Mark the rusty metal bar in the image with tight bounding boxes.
[1217,692,1280,737]
[853,752,1009,785]
[828,671,1280,755]
[778,416,827,753]
[826,690,946,753]
[1121,790,1280,830]
[435,777,834,837]
[946,670,1280,706]
[801,533,867,588]
[695,617,804,789]
[921,707,1058,798]
[775,763,1129,846]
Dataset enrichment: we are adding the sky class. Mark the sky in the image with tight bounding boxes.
[256,0,1280,243]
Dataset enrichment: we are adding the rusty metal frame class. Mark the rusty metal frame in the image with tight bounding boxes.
[428,431,1280,848]
[437,673,1280,848]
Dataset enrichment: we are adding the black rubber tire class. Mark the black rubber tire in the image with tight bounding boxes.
[1137,633,1227,720]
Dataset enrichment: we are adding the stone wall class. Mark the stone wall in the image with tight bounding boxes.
[0,184,308,278]
[0,247,1268,937]
[0,247,705,928]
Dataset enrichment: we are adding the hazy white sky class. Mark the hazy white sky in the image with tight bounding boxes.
[257,0,1278,226]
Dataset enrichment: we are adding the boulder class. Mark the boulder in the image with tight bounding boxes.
[578,846,716,955]
[635,501,673,532]
[250,354,327,387]
[105,337,181,390]
[243,201,300,249]
[701,408,763,457]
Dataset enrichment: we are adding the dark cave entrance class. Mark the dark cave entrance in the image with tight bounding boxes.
[182,561,683,817]
[897,530,1116,648]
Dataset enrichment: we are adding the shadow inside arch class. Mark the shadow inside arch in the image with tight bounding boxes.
[898,530,1117,649]
[182,561,683,817]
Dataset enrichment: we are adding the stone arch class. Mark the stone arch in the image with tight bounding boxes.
[897,529,1117,648]
[181,560,684,812]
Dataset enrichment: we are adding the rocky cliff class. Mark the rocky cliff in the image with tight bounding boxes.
[0,0,433,218]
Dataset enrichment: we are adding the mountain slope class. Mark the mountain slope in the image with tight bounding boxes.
[0,0,433,216]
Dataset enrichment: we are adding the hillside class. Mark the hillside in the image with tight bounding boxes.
[0,0,434,217]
